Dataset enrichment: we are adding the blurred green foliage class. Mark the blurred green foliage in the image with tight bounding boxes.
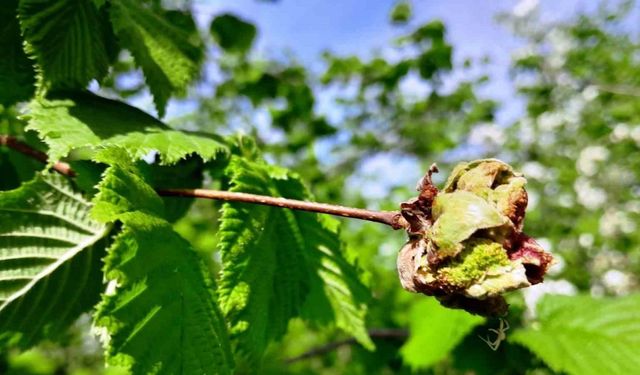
[1,0,639,374]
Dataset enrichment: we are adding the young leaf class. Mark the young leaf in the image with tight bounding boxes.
[109,0,204,116]
[390,1,412,25]
[92,153,234,374]
[25,92,227,165]
[400,298,484,369]
[18,0,113,89]
[217,157,373,361]
[210,14,257,54]
[293,200,374,352]
[0,0,35,106]
[511,294,640,375]
[0,173,110,348]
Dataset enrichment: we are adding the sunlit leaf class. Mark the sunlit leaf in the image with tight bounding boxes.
[400,298,484,369]
[93,151,234,374]
[109,0,204,116]
[511,294,640,375]
[390,1,412,24]
[25,92,227,165]
[217,157,373,361]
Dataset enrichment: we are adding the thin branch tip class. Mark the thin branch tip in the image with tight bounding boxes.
[158,188,406,228]
[1,134,408,229]
[0,135,75,177]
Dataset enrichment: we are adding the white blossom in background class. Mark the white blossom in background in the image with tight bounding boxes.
[557,193,574,208]
[512,45,537,61]
[521,161,546,180]
[576,145,609,176]
[564,96,585,126]
[468,122,505,148]
[523,279,577,319]
[538,132,557,148]
[582,85,599,101]
[515,117,535,146]
[599,209,636,237]
[591,249,628,274]
[610,123,630,142]
[537,111,564,131]
[548,29,574,69]
[555,72,577,88]
[605,165,635,186]
[536,237,552,253]
[579,233,594,248]
[574,177,607,210]
[625,200,640,213]
[631,125,640,145]
[527,190,539,209]
[602,269,635,295]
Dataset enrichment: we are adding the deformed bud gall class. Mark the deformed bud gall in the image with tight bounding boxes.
[396,159,553,316]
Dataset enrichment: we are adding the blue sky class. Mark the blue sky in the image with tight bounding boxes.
[116,0,623,199]
[188,0,605,125]
[171,0,613,199]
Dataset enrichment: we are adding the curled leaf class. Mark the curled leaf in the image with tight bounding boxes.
[397,159,553,316]
[429,191,510,260]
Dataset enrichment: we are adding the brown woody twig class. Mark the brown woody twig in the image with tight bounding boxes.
[0,135,75,177]
[158,188,406,229]
[1,134,408,230]
[285,328,408,364]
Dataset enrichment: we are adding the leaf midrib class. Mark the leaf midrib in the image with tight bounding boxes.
[0,223,110,311]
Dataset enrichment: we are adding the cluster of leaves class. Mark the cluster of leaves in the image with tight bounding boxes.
[0,1,373,374]
[186,1,640,374]
[1,0,639,375]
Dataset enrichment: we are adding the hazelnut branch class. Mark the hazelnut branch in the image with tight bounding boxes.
[158,188,406,229]
[285,328,407,364]
[1,135,408,229]
[0,135,76,177]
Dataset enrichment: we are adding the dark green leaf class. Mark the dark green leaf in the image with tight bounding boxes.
[109,0,204,116]
[93,151,234,374]
[139,157,205,222]
[0,0,35,105]
[18,0,112,89]
[0,173,110,348]
[210,14,257,54]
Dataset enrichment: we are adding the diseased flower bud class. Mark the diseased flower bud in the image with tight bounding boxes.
[397,159,553,316]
